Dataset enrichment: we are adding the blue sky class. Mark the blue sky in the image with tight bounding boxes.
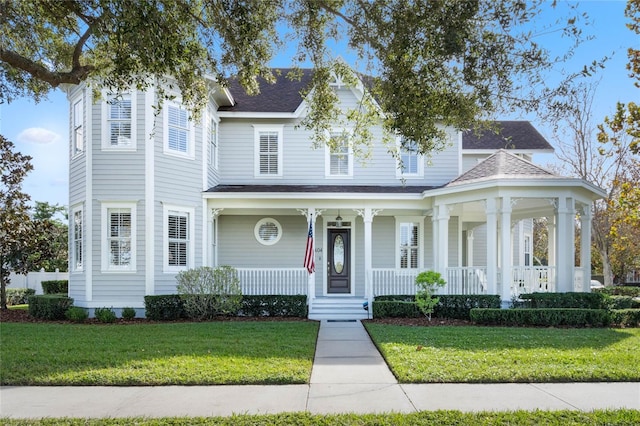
[0,0,636,210]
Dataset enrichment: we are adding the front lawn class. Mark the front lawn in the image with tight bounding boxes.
[1,410,640,425]
[0,321,319,385]
[364,324,640,383]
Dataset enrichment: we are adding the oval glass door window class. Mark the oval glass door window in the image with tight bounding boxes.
[333,235,344,273]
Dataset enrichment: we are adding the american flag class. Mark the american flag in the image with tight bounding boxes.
[304,218,315,274]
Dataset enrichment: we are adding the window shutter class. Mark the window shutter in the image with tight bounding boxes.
[168,106,188,152]
[259,132,279,175]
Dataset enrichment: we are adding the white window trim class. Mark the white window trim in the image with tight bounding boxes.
[101,90,137,151]
[395,217,424,269]
[163,204,195,273]
[254,217,283,246]
[325,129,353,178]
[253,125,283,178]
[396,136,424,179]
[209,116,219,169]
[72,98,84,157]
[163,102,195,159]
[101,202,137,273]
[71,204,84,273]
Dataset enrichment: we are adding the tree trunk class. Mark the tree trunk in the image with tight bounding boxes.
[0,258,8,310]
[600,247,614,286]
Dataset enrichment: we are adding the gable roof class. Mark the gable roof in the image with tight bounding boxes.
[462,121,553,151]
[447,149,557,186]
[218,68,313,113]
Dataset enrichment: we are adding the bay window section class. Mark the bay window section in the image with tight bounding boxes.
[101,203,136,272]
[164,206,195,272]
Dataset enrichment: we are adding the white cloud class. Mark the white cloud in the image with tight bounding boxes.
[17,127,61,145]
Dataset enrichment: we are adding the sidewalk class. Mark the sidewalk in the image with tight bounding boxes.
[1,320,639,418]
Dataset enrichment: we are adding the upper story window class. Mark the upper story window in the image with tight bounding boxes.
[72,99,84,156]
[164,102,194,158]
[254,125,283,177]
[102,91,136,150]
[397,137,424,178]
[397,219,422,269]
[326,131,353,177]
[209,118,218,169]
[71,206,83,272]
[101,202,137,272]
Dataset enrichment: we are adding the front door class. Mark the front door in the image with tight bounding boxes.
[328,228,350,293]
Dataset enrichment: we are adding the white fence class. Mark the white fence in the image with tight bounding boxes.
[236,268,307,295]
[511,266,556,296]
[7,269,69,295]
[372,269,419,296]
[446,267,488,294]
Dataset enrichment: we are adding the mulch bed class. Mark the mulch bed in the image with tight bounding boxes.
[363,317,473,327]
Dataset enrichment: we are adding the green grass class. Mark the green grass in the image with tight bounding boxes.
[364,325,640,383]
[1,410,640,425]
[8,304,28,310]
[0,321,318,385]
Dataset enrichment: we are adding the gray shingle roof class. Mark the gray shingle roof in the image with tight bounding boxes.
[218,69,313,113]
[448,149,557,186]
[205,184,438,194]
[462,121,553,151]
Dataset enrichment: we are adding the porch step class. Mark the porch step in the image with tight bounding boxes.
[308,297,371,321]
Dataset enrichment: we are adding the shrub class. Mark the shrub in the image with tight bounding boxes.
[605,296,638,310]
[610,309,640,327]
[375,295,415,302]
[6,288,35,305]
[176,266,243,320]
[434,295,502,320]
[373,301,421,318]
[41,280,68,295]
[593,286,640,297]
[240,295,307,317]
[28,295,74,320]
[519,292,607,309]
[415,270,446,321]
[144,295,185,321]
[470,308,611,327]
[94,307,117,323]
[65,306,88,323]
[121,307,137,320]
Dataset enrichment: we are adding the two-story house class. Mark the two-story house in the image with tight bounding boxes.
[65,69,605,319]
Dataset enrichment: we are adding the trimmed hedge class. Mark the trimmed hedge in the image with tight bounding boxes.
[606,296,640,310]
[470,308,611,327]
[6,288,35,305]
[519,292,607,309]
[144,295,186,321]
[145,294,309,320]
[41,280,68,295]
[239,295,307,317]
[610,309,640,327]
[28,294,74,320]
[373,295,501,319]
[593,286,640,297]
[373,300,421,318]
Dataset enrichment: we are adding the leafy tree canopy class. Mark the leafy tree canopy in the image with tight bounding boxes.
[1,0,601,155]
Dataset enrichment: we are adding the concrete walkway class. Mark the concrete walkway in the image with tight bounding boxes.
[1,320,639,418]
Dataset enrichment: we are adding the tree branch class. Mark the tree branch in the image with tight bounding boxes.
[0,48,94,87]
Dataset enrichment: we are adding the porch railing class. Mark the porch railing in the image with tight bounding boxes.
[511,266,556,296]
[372,269,418,296]
[446,267,488,295]
[235,268,307,296]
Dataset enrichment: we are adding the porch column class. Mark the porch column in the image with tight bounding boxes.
[547,214,557,284]
[556,196,575,292]
[209,208,223,267]
[356,208,382,306]
[466,229,474,268]
[486,198,498,296]
[435,204,450,276]
[500,197,513,305]
[580,204,592,292]
[299,208,317,302]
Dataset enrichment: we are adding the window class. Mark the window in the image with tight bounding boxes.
[397,137,423,178]
[163,205,194,272]
[164,103,193,157]
[71,207,83,271]
[209,118,218,168]
[73,99,83,155]
[103,92,136,150]
[254,126,283,177]
[399,222,419,269]
[101,203,136,272]
[524,235,532,266]
[326,131,352,177]
[254,218,282,245]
